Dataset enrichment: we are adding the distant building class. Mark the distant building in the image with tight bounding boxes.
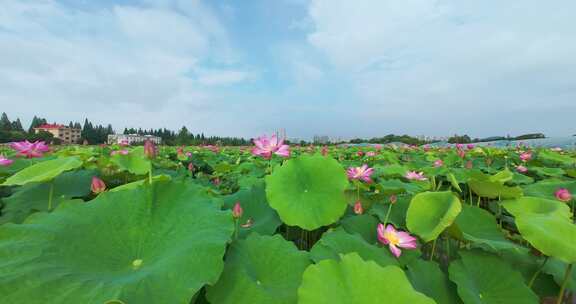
[108,134,162,145]
[313,135,330,144]
[34,124,81,144]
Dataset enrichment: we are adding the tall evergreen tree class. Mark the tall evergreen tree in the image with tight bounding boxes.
[0,112,11,131]
[11,118,24,132]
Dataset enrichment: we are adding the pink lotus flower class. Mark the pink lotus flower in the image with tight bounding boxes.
[433,159,444,167]
[10,140,49,158]
[366,151,377,157]
[144,140,157,159]
[374,144,383,150]
[455,143,464,149]
[188,163,194,172]
[377,224,417,258]
[353,201,363,215]
[91,177,106,194]
[357,151,364,157]
[252,134,290,159]
[405,171,427,181]
[111,149,129,156]
[232,201,243,219]
[118,139,130,146]
[0,155,13,166]
[555,188,572,202]
[347,164,374,183]
[519,152,532,162]
[467,144,475,150]
[457,150,466,159]
[321,146,328,156]
[516,165,528,173]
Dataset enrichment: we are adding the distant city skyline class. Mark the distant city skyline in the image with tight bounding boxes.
[1,0,575,139]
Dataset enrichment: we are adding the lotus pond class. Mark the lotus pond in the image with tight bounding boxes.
[0,140,575,304]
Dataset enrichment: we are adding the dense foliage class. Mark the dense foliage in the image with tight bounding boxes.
[0,141,575,303]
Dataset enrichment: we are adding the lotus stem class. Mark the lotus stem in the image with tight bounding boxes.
[382,203,393,225]
[430,239,437,261]
[47,181,54,211]
[528,256,548,288]
[556,263,573,304]
[234,219,239,240]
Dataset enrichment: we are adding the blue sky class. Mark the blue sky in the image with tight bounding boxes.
[1,0,575,139]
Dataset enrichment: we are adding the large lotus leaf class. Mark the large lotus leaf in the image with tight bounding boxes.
[448,250,539,304]
[298,253,435,304]
[502,197,571,220]
[2,157,82,186]
[509,172,534,185]
[0,180,234,304]
[468,180,523,199]
[407,191,462,242]
[407,259,461,304]
[490,169,514,183]
[340,214,379,244]
[206,234,310,304]
[0,158,34,176]
[111,147,151,175]
[529,167,565,177]
[370,195,412,227]
[376,179,424,194]
[0,170,95,224]
[222,182,281,238]
[110,174,172,192]
[310,228,398,267]
[538,150,575,166]
[265,154,348,230]
[454,205,518,251]
[523,180,576,201]
[375,164,408,177]
[515,214,576,264]
[499,249,559,298]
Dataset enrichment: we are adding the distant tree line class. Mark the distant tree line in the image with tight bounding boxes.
[122,126,250,146]
[448,133,546,144]
[348,134,434,146]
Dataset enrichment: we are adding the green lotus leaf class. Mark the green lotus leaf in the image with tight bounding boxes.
[515,214,576,264]
[310,228,398,267]
[454,205,518,251]
[407,259,461,304]
[265,154,349,230]
[111,147,151,175]
[370,195,412,227]
[523,180,576,201]
[0,170,95,224]
[222,181,281,238]
[0,180,234,304]
[340,214,379,244]
[529,167,565,177]
[499,249,559,298]
[538,150,575,166]
[298,253,435,304]
[2,157,82,186]
[542,258,576,293]
[448,250,539,304]
[110,174,172,192]
[206,234,310,304]
[468,180,523,199]
[407,191,462,242]
[502,196,571,219]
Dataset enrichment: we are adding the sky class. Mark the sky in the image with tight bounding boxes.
[1,0,575,140]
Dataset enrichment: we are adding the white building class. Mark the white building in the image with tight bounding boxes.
[107,134,162,145]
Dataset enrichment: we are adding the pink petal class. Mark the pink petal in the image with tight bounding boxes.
[389,244,402,258]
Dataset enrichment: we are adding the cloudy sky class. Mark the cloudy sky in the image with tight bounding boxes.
[1,0,575,139]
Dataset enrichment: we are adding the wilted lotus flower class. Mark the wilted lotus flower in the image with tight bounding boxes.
[110,149,129,156]
[91,176,106,194]
[232,201,243,219]
[347,164,374,183]
[405,171,427,181]
[10,140,49,158]
[0,155,13,166]
[519,152,532,162]
[144,140,157,159]
[377,224,417,258]
[516,165,528,173]
[433,159,444,167]
[390,195,397,204]
[252,134,290,159]
[555,188,572,202]
[353,201,363,215]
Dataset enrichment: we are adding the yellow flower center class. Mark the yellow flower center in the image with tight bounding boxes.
[384,231,400,246]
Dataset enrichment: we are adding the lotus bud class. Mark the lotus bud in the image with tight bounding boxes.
[91,176,106,194]
[232,201,243,219]
[188,163,194,172]
[144,140,157,159]
[390,195,397,204]
[353,201,363,215]
[555,188,572,202]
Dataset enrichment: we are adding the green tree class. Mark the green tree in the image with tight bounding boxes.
[0,113,12,131]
